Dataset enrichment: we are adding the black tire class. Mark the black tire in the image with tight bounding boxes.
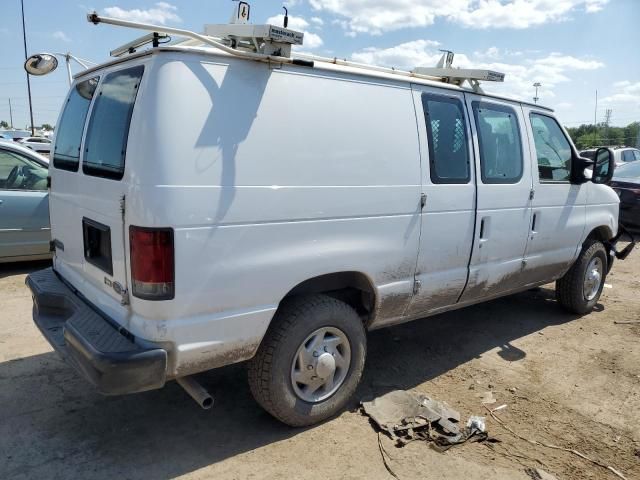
[556,239,608,314]
[247,294,366,427]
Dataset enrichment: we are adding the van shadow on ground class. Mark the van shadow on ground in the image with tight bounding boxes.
[0,266,589,479]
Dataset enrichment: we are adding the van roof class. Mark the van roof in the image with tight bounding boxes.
[76,45,554,113]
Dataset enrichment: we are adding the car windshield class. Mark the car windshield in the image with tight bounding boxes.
[614,161,640,179]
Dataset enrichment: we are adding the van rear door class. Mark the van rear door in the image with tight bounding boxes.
[50,65,145,306]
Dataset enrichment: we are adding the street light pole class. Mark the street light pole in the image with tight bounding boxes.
[20,0,36,136]
[8,99,14,128]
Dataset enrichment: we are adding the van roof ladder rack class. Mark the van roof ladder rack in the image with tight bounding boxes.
[87,12,505,93]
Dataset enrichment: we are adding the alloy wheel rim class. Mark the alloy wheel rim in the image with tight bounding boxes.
[290,326,351,403]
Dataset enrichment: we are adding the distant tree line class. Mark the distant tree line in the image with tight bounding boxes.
[0,121,54,131]
[566,122,640,150]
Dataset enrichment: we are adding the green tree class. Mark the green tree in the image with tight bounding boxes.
[41,123,54,131]
[0,120,8,129]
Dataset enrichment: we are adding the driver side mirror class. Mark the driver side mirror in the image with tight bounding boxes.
[593,147,614,184]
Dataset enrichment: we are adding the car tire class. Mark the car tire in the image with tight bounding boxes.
[556,239,608,314]
[248,294,367,427]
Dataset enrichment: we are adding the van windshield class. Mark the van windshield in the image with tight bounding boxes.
[53,76,99,171]
[83,65,144,180]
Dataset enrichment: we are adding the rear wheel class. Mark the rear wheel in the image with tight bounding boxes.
[248,294,366,427]
[556,239,607,314]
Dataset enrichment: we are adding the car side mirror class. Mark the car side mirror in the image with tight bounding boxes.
[593,147,614,184]
[571,155,593,184]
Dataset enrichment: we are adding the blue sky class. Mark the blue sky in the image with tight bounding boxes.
[0,0,638,129]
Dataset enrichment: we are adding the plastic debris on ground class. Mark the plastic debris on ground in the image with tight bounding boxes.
[476,391,496,404]
[361,390,489,451]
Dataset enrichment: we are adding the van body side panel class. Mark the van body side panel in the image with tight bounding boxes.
[125,55,421,375]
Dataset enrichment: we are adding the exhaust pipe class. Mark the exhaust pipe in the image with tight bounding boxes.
[177,376,214,409]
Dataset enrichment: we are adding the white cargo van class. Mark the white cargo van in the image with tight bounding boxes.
[27,10,634,426]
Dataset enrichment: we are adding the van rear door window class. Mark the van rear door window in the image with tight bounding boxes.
[422,93,470,184]
[83,65,144,180]
[53,76,99,171]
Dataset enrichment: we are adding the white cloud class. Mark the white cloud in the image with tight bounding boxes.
[585,0,608,12]
[309,0,610,35]
[266,14,324,49]
[351,40,442,68]
[350,40,604,105]
[103,2,181,25]
[52,31,71,42]
[600,81,640,109]
[310,16,324,26]
[474,46,501,60]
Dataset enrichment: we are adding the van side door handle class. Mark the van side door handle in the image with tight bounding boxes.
[479,217,490,247]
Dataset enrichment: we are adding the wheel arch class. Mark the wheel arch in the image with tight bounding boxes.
[584,225,616,272]
[585,225,614,244]
[281,271,377,326]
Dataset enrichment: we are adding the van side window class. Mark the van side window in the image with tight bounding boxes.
[83,66,144,180]
[53,76,99,171]
[530,113,572,182]
[472,102,523,184]
[422,93,470,184]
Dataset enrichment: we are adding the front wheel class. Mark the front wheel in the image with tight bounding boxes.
[556,239,608,314]
[248,294,366,427]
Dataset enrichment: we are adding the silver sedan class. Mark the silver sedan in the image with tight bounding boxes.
[0,140,51,263]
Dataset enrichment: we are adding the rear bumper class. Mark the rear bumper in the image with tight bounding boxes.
[26,267,167,395]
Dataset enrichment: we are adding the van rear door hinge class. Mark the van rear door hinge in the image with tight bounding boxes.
[413,279,422,295]
[420,193,427,209]
[529,189,535,200]
[119,195,126,218]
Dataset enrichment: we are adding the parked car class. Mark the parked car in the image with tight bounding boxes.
[610,161,640,232]
[16,136,52,154]
[0,141,51,263]
[581,146,640,167]
[26,14,629,428]
[0,130,31,142]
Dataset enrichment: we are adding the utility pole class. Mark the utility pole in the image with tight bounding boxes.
[603,108,612,146]
[8,99,14,128]
[533,82,541,104]
[20,0,35,136]
[593,90,598,147]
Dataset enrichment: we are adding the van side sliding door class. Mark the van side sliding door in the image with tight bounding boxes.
[459,95,534,303]
[404,86,476,317]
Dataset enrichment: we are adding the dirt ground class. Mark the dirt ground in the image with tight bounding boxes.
[1,245,639,480]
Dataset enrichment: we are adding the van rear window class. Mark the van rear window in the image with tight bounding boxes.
[83,65,144,180]
[53,76,99,171]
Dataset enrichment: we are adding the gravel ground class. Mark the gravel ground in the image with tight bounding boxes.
[1,246,639,480]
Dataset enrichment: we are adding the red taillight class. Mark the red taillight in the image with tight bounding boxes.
[129,226,174,300]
